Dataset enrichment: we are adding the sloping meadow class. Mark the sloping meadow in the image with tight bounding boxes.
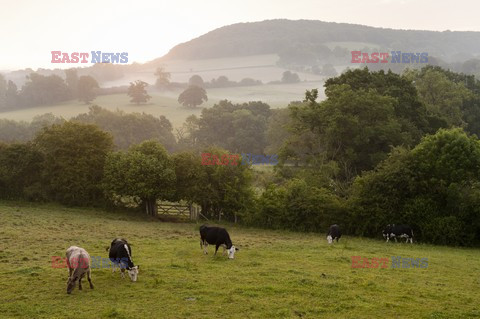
[0,202,479,318]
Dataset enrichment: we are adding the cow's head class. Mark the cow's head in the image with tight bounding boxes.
[228,246,238,259]
[327,235,333,244]
[67,277,76,294]
[127,265,139,281]
[382,224,392,238]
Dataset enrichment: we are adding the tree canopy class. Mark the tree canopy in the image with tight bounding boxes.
[103,140,176,215]
[178,85,208,108]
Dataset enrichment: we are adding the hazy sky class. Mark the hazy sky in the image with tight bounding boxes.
[1,0,479,70]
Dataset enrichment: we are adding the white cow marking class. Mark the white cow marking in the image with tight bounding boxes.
[228,246,236,259]
[128,266,139,282]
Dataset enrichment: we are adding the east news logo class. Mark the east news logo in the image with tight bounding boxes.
[351,51,428,63]
[351,256,429,268]
[51,51,128,64]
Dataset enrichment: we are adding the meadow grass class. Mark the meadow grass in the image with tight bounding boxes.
[0,201,479,318]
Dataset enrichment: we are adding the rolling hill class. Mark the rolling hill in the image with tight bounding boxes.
[156,19,480,63]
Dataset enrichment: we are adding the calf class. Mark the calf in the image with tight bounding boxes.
[66,246,94,294]
[199,225,238,259]
[107,238,139,281]
[383,224,414,243]
[327,224,341,244]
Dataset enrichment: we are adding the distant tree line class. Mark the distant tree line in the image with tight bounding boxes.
[0,106,175,150]
[154,69,263,92]
[0,70,99,109]
[0,69,155,110]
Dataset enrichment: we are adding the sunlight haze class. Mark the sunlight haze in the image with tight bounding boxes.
[1,0,479,70]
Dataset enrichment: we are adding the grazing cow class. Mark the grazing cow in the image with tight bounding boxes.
[107,238,139,281]
[327,224,341,244]
[199,225,238,259]
[383,224,414,243]
[66,246,94,294]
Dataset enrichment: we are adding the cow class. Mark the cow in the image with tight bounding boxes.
[66,246,94,294]
[383,224,414,243]
[327,224,341,244]
[107,238,139,281]
[199,225,238,259]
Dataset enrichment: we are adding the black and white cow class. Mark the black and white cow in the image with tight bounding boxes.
[327,224,341,244]
[199,225,238,259]
[107,238,139,281]
[382,224,414,244]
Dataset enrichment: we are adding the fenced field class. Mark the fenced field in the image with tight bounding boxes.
[0,201,479,318]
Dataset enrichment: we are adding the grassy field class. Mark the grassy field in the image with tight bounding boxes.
[0,201,479,318]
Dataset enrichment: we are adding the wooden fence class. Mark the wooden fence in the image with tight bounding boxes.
[156,203,206,220]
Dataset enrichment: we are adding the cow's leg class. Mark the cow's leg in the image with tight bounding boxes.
[67,267,73,283]
[78,273,84,290]
[87,269,94,289]
[112,262,116,273]
[214,244,220,255]
[203,243,208,255]
[67,277,77,294]
[336,238,339,243]
[222,244,227,256]
[394,237,397,242]
[386,236,389,243]
[121,268,126,279]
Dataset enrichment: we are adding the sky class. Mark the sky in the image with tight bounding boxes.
[1,0,479,70]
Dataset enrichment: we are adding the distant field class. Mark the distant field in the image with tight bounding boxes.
[0,53,329,128]
[1,201,479,318]
[0,81,326,128]
[324,41,382,50]
[104,54,325,87]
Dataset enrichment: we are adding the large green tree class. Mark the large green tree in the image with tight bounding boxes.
[178,85,208,108]
[325,68,435,140]
[290,85,403,180]
[406,68,473,128]
[20,73,70,106]
[77,75,99,103]
[34,122,113,205]
[154,67,171,89]
[103,140,176,215]
[171,151,206,205]
[0,142,45,200]
[128,80,151,105]
[35,122,113,205]
[192,100,271,154]
[197,147,254,222]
